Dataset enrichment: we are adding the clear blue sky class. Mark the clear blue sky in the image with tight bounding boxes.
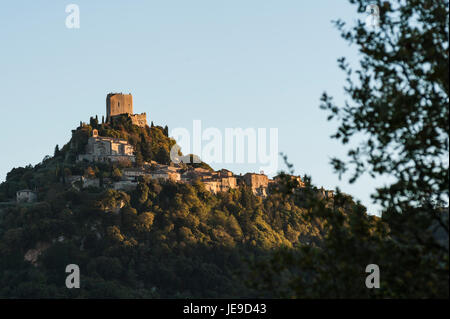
[0,1,388,214]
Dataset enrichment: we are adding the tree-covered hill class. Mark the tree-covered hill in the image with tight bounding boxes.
[0,106,447,298]
[0,116,211,202]
[0,116,343,298]
[0,165,341,297]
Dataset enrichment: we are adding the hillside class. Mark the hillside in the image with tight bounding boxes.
[0,116,361,298]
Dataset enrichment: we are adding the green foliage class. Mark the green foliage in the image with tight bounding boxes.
[248,0,449,298]
[0,172,334,298]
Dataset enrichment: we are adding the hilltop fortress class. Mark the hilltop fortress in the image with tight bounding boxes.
[106,93,147,127]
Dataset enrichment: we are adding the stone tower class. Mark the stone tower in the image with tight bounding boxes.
[106,93,133,122]
[105,92,148,127]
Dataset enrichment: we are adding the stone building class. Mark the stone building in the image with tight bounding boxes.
[180,167,211,182]
[217,169,233,178]
[202,176,237,194]
[273,174,305,188]
[219,176,237,191]
[77,129,136,163]
[202,179,221,193]
[106,93,147,127]
[242,173,269,196]
[16,189,37,203]
[179,167,237,194]
[151,166,181,182]
[106,93,133,119]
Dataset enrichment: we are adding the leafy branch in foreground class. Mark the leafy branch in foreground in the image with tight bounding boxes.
[248,0,449,298]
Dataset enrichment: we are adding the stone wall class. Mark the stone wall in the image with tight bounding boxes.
[243,173,269,189]
[113,181,138,191]
[220,176,237,190]
[151,170,181,182]
[203,180,221,193]
[242,173,269,197]
[130,113,147,127]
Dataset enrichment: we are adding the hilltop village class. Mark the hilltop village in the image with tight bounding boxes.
[16,93,334,203]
